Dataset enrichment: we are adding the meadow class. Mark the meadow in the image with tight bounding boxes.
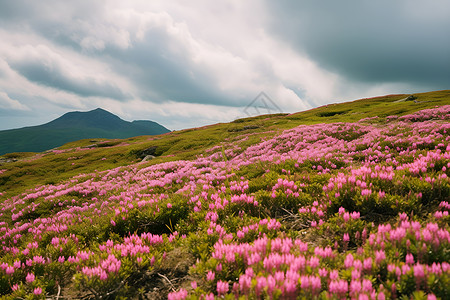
[0,91,449,299]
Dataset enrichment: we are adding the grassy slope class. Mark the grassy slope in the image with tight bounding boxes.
[0,90,449,198]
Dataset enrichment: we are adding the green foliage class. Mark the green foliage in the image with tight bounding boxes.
[111,196,190,238]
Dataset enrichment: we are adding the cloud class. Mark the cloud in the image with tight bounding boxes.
[0,0,447,131]
[8,44,129,100]
[0,91,29,111]
[0,0,319,111]
[264,0,450,89]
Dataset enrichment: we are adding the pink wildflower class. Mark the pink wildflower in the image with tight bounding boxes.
[33,287,42,295]
[26,273,35,283]
[217,280,228,295]
[191,281,197,289]
[206,270,215,281]
[343,233,350,242]
[5,266,14,275]
[375,250,386,264]
[405,253,414,265]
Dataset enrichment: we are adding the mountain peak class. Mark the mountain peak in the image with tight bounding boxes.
[0,108,170,154]
[89,108,113,114]
[47,108,123,130]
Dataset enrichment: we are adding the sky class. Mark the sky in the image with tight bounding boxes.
[0,0,449,131]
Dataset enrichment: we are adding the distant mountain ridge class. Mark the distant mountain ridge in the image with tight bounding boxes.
[0,108,170,155]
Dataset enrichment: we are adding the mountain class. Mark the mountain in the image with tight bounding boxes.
[0,108,170,155]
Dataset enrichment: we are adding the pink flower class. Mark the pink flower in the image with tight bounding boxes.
[99,270,108,281]
[33,255,45,264]
[329,279,348,296]
[414,264,425,279]
[318,268,328,277]
[206,270,215,281]
[363,257,372,270]
[350,280,361,295]
[256,276,267,295]
[13,261,21,269]
[191,281,197,289]
[300,275,310,289]
[309,256,320,268]
[307,275,321,294]
[405,253,414,265]
[26,273,35,283]
[267,275,276,295]
[239,274,252,293]
[248,252,261,265]
[216,263,222,272]
[217,280,228,295]
[362,278,373,292]
[168,288,188,300]
[344,253,354,269]
[343,233,350,242]
[375,250,386,264]
[5,266,14,275]
[167,203,172,208]
[343,212,350,222]
[33,287,42,295]
[330,270,339,280]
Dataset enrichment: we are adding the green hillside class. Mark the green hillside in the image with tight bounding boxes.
[1,90,448,199]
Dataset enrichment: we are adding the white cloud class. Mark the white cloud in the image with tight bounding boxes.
[0,91,29,111]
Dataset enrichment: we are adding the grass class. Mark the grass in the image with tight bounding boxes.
[0,90,449,198]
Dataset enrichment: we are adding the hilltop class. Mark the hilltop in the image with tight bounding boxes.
[0,90,449,299]
[0,108,170,155]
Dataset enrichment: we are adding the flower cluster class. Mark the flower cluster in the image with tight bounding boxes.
[0,106,448,299]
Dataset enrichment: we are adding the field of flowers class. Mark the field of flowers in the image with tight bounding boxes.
[0,105,449,299]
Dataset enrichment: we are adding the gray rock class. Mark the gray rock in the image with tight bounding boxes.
[142,155,155,162]
[139,146,157,158]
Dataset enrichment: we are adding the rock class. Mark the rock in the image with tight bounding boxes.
[84,144,98,148]
[0,158,18,165]
[142,155,155,162]
[406,95,417,101]
[138,146,158,158]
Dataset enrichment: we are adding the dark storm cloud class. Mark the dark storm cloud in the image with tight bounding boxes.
[10,58,128,100]
[103,29,231,106]
[265,0,450,89]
